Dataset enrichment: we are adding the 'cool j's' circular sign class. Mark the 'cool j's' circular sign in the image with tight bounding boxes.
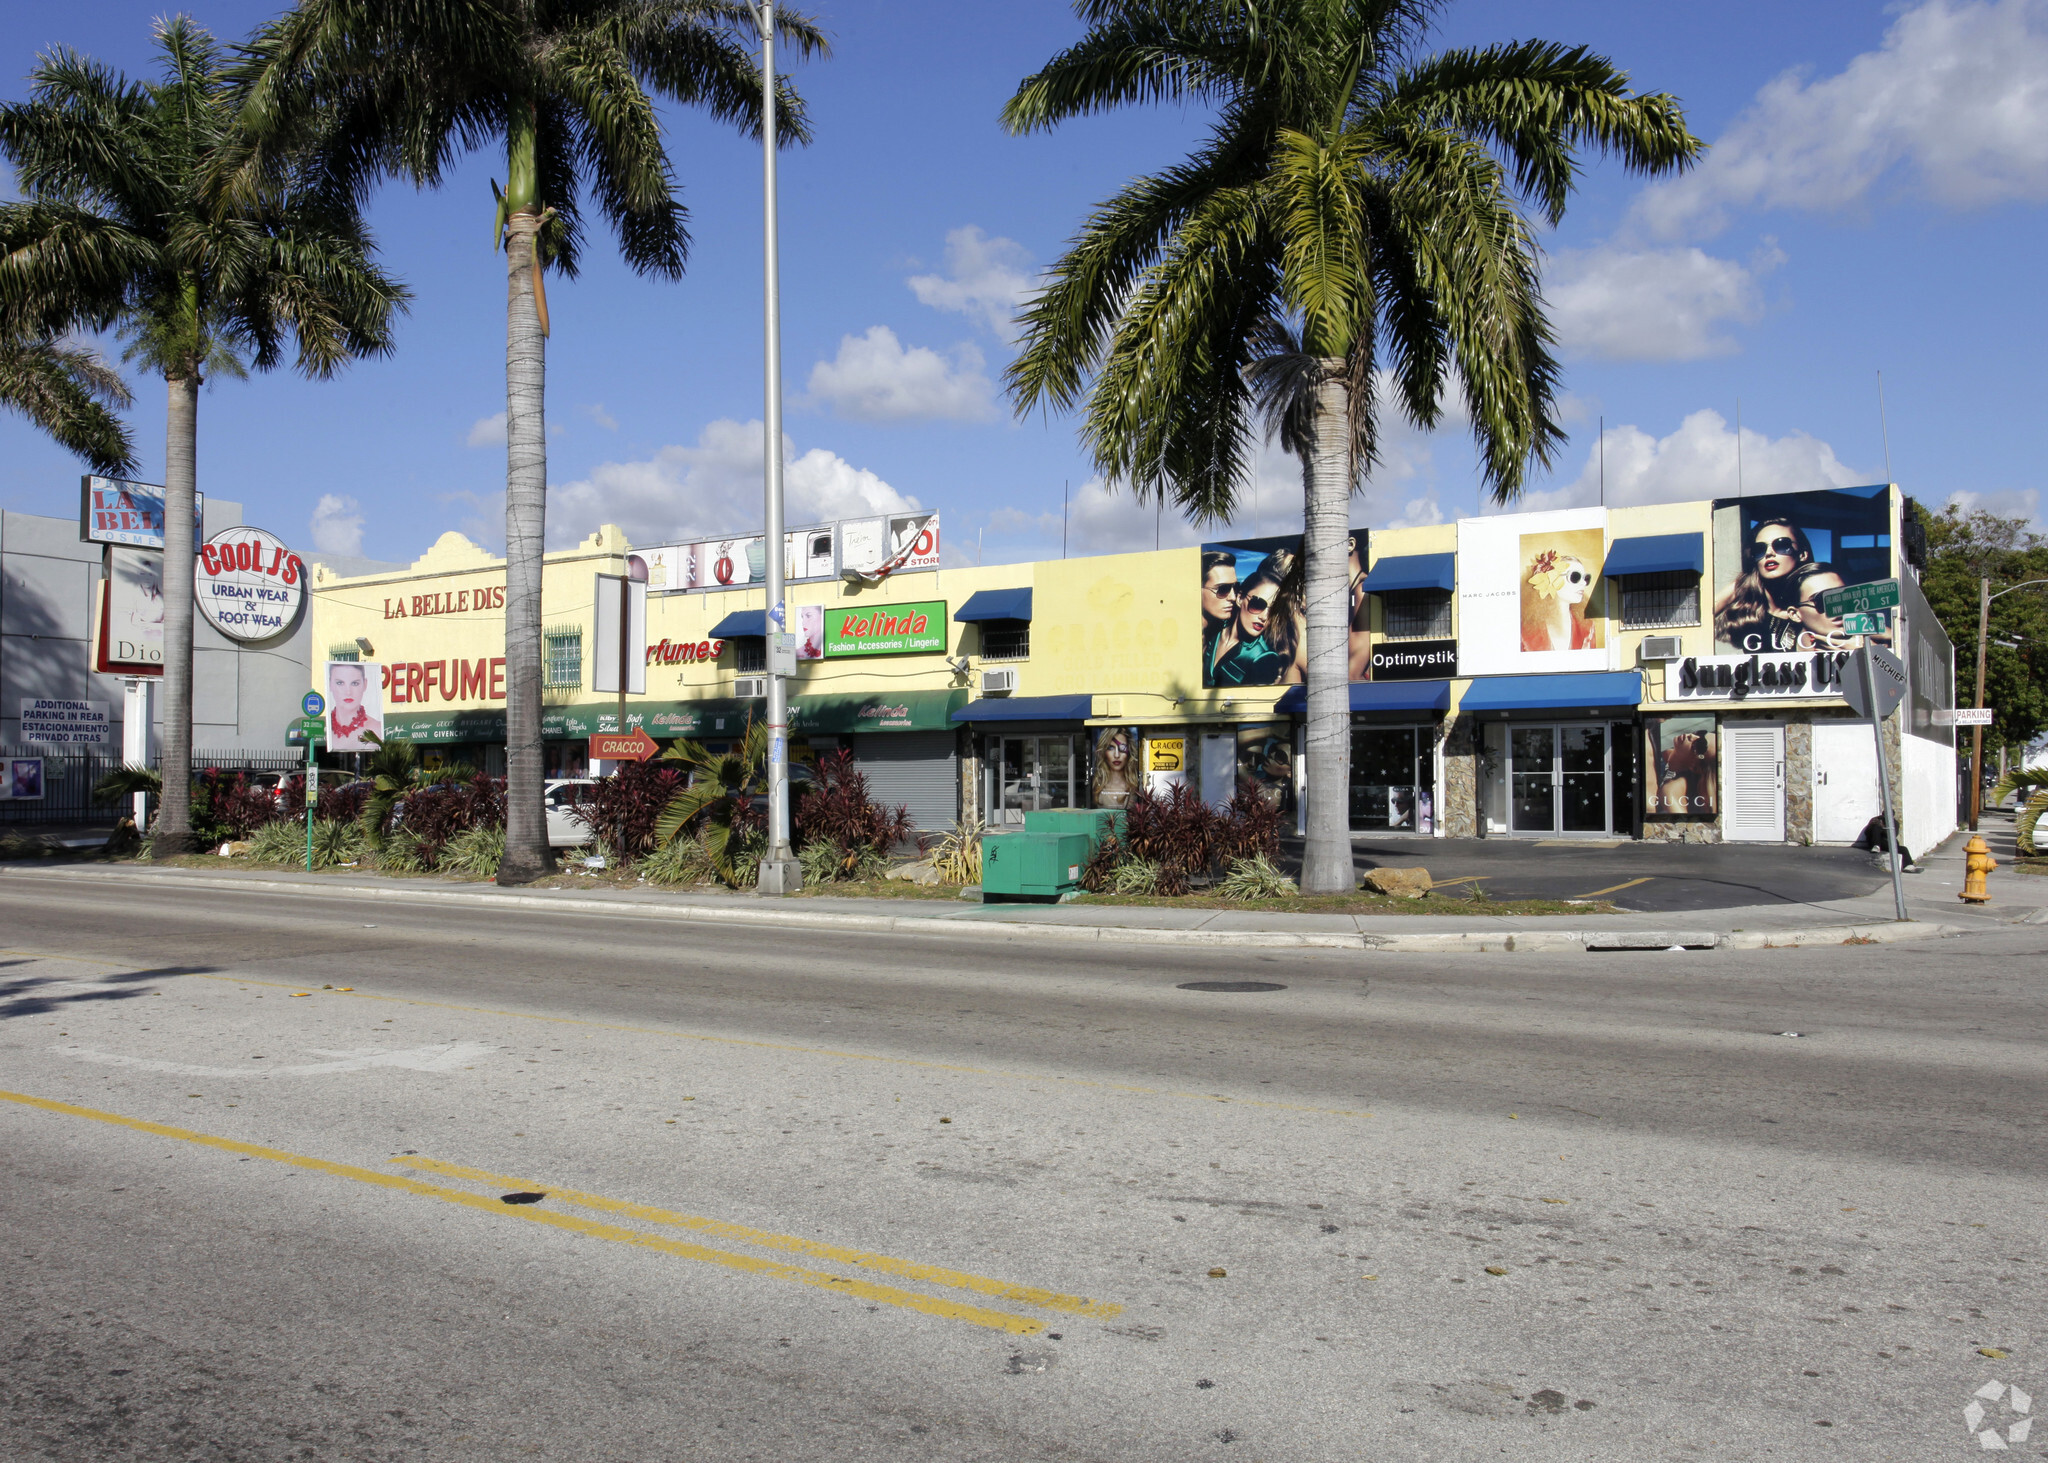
[193,526,306,642]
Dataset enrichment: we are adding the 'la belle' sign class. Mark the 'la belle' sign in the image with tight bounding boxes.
[1670,651,1851,701]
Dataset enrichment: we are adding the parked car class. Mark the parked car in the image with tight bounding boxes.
[544,778,597,848]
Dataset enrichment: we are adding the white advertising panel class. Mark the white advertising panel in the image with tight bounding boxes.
[1456,508,1611,677]
[102,548,166,672]
[325,661,384,752]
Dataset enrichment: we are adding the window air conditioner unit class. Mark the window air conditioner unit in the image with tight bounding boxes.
[733,676,769,699]
[1638,635,1685,663]
[979,668,1017,696]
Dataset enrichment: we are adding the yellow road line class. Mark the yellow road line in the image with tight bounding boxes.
[0,1088,1049,1334]
[2,948,1372,1118]
[1572,877,1655,899]
[394,1155,1121,1320]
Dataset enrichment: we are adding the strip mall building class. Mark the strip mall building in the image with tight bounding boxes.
[308,482,1957,854]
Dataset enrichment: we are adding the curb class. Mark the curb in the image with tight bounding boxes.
[0,866,1967,954]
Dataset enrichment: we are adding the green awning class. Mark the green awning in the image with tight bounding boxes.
[383,688,966,745]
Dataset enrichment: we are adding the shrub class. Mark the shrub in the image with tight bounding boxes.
[244,820,305,865]
[377,828,429,873]
[308,817,365,868]
[640,834,716,886]
[1121,784,1218,896]
[1216,783,1282,864]
[799,837,846,887]
[393,776,506,867]
[441,825,506,879]
[794,750,915,865]
[190,768,286,847]
[1110,857,1161,895]
[1079,833,1122,893]
[571,761,685,863]
[1214,853,1297,902]
[726,830,767,890]
[927,815,982,885]
[316,779,372,823]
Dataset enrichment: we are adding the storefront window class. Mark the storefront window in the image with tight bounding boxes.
[1506,725,1613,834]
[1350,726,1432,832]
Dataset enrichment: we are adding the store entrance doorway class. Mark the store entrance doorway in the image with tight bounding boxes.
[1508,724,1612,835]
[1350,726,1434,832]
[985,734,1087,826]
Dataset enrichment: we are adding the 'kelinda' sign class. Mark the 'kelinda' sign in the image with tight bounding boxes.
[823,600,946,657]
[1670,652,1850,701]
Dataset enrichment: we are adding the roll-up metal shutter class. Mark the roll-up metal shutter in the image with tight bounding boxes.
[850,731,960,834]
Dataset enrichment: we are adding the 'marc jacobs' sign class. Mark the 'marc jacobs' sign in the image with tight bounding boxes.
[822,600,946,657]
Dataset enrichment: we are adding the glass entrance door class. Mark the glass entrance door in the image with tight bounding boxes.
[1351,726,1433,832]
[1508,725,1611,835]
[987,735,1082,825]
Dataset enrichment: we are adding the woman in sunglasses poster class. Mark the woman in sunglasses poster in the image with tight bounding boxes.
[1710,486,1894,654]
[1518,529,1607,653]
[1200,533,1369,688]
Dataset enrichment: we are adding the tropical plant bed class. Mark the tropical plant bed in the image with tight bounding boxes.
[1066,891,1617,918]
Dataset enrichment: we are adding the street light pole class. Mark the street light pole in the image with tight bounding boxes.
[1970,576,2048,831]
[756,0,798,894]
[1971,576,1990,831]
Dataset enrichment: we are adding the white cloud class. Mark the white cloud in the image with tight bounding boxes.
[1515,408,1866,514]
[308,493,365,556]
[804,325,996,423]
[907,226,1038,341]
[1942,486,2044,525]
[582,403,618,431]
[1545,243,1782,360]
[1637,0,2048,237]
[466,412,507,448]
[545,418,920,549]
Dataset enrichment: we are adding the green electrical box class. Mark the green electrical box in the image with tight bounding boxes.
[1022,808,1125,844]
[981,831,1091,900]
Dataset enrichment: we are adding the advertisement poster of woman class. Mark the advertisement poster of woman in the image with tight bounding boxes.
[1518,529,1606,652]
[1710,485,1894,655]
[325,661,385,752]
[1200,532,1370,688]
[1092,727,1138,809]
[1646,715,1718,816]
[1235,726,1296,817]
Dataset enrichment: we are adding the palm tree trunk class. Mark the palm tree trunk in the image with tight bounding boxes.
[151,371,199,856]
[1299,362,1354,894]
[496,208,553,885]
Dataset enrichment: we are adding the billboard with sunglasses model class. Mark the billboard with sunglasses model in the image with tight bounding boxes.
[1198,531,1371,689]
[1455,508,1610,676]
[1710,484,1893,655]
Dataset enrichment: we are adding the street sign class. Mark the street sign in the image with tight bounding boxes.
[589,728,658,763]
[301,689,326,718]
[1839,611,1887,636]
[1842,644,1907,720]
[1937,707,1995,727]
[286,716,326,745]
[1819,578,1900,618]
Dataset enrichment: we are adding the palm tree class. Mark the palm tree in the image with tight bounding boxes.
[237,1,827,886]
[0,18,407,857]
[653,718,772,887]
[0,327,134,473]
[1003,1,1702,891]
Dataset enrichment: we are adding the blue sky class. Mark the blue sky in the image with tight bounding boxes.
[4,0,2045,568]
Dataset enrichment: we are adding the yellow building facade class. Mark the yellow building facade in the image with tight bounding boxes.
[309,482,1954,849]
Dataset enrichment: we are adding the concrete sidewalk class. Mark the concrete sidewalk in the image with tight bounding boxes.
[10,824,2042,953]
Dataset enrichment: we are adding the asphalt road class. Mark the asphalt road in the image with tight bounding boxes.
[2,872,2042,1462]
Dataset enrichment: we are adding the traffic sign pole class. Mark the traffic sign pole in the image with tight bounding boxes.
[1859,644,1909,922]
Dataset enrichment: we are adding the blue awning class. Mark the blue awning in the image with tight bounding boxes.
[1275,680,1452,715]
[954,588,1033,623]
[952,693,1093,723]
[1604,533,1703,576]
[1460,671,1643,712]
[708,609,765,638]
[1360,552,1455,593]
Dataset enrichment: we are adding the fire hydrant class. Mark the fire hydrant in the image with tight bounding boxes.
[1960,834,1996,904]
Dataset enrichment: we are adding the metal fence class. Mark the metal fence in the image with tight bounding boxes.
[0,747,305,825]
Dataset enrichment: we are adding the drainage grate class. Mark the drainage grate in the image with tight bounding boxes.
[1177,981,1288,993]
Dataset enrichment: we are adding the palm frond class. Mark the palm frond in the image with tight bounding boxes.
[0,331,135,473]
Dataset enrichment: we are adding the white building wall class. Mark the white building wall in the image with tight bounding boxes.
[1901,731,1958,858]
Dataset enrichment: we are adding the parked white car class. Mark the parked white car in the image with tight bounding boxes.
[544,779,597,848]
